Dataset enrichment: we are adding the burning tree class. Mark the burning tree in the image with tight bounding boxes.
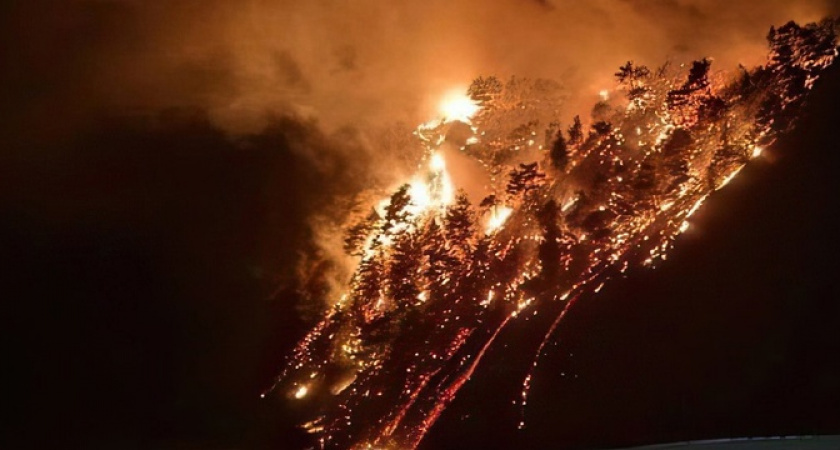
[268,19,839,450]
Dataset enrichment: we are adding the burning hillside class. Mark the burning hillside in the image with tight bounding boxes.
[267,19,838,450]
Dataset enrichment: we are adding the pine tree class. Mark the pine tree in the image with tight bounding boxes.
[660,129,693,190]
[768,20,838,82]
[479,194,498,210]
[387,231,423,308]
[506,163,546,198]
[421,219,452,298]
[686,59,712,91]
[381,184,411,234]
[468,75,504,106]
[344,209,380,256]
[591,121,612,136]
[444,192,476,257]
[549,128,569,171]
[632,160,657,192]
[761,20,838,130]
[567,115,584,148]
[667,59,716,127]
[616,61,651,101]
[353,253,385,323]
[544,121,560,149]
[537,200,562,284]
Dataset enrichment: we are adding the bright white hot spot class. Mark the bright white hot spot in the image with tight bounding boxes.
[439,91,479,123]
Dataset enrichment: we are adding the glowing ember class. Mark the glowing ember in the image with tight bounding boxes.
[481,289,495,306]
[294,385,309,399]
[599,89,610,101]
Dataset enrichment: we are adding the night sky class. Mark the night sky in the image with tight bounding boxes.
[3,2,840,449]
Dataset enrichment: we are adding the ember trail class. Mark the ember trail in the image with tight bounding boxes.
[267,20,838,449]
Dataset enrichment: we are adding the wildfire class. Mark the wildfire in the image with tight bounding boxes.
[267,19,838,450]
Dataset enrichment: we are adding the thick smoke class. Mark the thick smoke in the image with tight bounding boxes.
[3,0,839,304]
[7,1,838,130]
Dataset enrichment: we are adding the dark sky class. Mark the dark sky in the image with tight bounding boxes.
[3,2,840,449]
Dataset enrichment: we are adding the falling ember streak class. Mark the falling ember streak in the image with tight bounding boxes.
[268,20,837,450]
[718,166,743,189]
[482,290,495,306]
[407,316,513,449]
[519,293,578,429]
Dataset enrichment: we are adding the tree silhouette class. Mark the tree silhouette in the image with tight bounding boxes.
[387,231,423,309]
[567,115,584,148]
[444,192,476,259]
[549,128,569,171]
[344,209,380,256]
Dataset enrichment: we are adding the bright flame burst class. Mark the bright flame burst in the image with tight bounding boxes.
[438,91,480,123]
[486,205,513,234]
[267,20,838,450]
[406,151,454,214]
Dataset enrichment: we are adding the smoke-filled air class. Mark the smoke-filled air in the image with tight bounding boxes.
[263,17,840,450]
